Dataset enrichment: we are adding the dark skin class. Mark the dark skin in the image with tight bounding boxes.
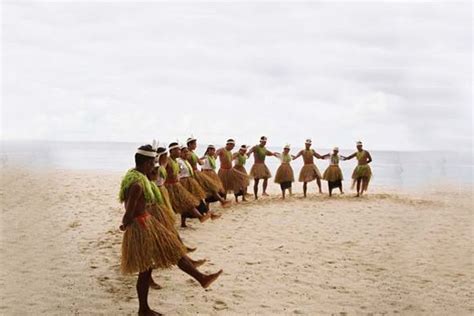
[321,150,345,197]
[186,143,230,208]
[247,140,276,199]
[180,148,223,220]
[168,147,210,227]
[120,162,222,315]
[343,145,372,197]
[147,167,205,289]
[232,149,249,203]
[293,143,324,197]
[273,148,293,199]
[216,143,236,200]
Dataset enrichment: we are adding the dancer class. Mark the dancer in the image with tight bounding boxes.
[293,139,324,197]
[343,141,373,197]
[321,147,345,197]
[232,145,250,203]
[186,137,230,207]
[201,145,225,193]
[179,146,221,220]
[216,139,248,199]
[119,144,222,316]
[164,142,210,227]
[247,136,275,199]
[273,144,295,199]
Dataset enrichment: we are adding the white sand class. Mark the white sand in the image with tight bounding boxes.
[1,168,472,315]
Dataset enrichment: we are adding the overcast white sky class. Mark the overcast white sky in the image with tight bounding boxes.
[1,1,472,150]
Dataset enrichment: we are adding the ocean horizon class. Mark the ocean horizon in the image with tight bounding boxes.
[1,140,472,188]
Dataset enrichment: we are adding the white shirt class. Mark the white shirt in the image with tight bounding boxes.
[177,158,192,179]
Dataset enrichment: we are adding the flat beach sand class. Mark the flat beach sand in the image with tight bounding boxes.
[1,168,472,315]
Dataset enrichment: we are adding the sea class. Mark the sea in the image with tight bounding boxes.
[1,140,472,188]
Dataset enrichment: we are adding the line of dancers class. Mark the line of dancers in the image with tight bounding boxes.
[118,136,372,315]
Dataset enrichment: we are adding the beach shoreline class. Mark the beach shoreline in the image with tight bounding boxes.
[1,167,472,315]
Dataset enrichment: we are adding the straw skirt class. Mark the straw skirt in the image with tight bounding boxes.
[298,164,322,182]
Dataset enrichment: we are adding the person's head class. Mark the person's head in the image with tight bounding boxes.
[168,142,181,159]
[225,139,235,150]
[356,141,363,151]
[156,147,168,166]
[206,145,216,156]
[135,144,157,174]
[283,144,291,154]
[239,145,247,154]
[187,137,197,150]
[333,147,339,154]
[259,136,267,147]
[180,146,189,158]
[305,139,312,149]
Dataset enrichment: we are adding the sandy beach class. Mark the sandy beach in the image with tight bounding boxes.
[1,167,472,315]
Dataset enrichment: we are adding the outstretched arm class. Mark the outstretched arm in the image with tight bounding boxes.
[321,153,330,159]
[292,150,303,160]
[246,146,256,156]
[266,149,276,157]
[343,153,357,161]
[313,151,324,159]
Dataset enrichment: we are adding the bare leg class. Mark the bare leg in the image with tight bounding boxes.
[356,179,361,197]
[339,183,344,194]
[137,269,162,316]
[289,187,293,196]
[303,182,308,198]
[317,178,322,193]
[254,179,260,199]
[177,256,223,288]
[189,257,207,267]
[328,183,332,197]
[262,179,269,196]
[281,188,285,200]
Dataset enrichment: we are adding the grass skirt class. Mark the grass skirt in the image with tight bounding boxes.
[218,168,248,193]
[323,165,344,182]
[202,170,225,192]
[234,165,250,187]
[249,163,272,179]
[159,186,174,214]
[165,182,200,215]
[180,177,207,201]
[194,171,222,197]
[298,164,322,182]
[274,164,294,184]
[121,212,185,274]
[148,203,178,237]
[352,165,372,191]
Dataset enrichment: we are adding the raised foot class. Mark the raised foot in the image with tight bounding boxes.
[200,269,223,289]
[199,213,211,223]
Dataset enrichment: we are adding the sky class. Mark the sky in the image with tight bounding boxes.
[1,1,472,151]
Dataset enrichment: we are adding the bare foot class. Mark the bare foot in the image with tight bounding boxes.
[191,258,207,267]
[200,269,223,289]
[211,213,222,220]
[139,309,162,316]
[199,213,211,223]
[262,192,269,196]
